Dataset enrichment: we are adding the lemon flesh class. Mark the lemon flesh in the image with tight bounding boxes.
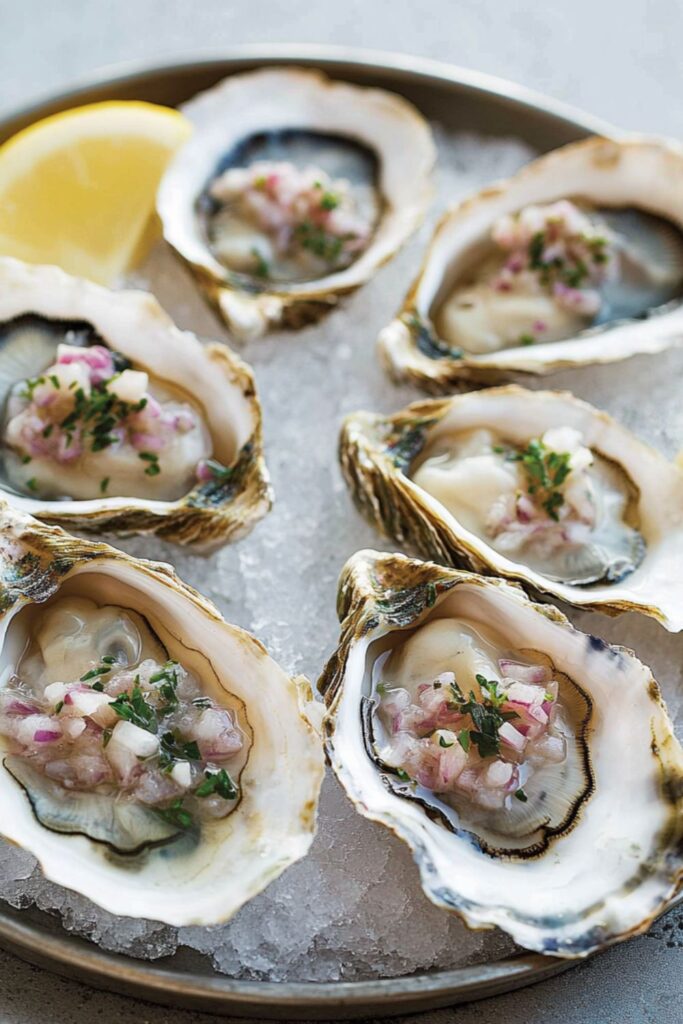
[0,101,192,284]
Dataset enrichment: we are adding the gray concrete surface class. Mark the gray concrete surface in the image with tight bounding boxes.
[0,1,681,1021]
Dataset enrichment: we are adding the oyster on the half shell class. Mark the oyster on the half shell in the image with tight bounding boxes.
[378,137,683,391]
[0,258,271,551]
[0,503,323,925]
[158,67,435,340]
[319,550,683,956]
[340,386,683,630]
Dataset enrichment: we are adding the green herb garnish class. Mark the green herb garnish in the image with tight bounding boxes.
[320,191,339,211]
[110,681,157,733]
[138,451,160,477]
[457,729,470,753]
[199,458,233,482]
[80,663,113,681]
[502,438,572,521]
[159,730,201,770]
[158,798,194,830]
[196,768,238,801]
[250,247,270,278]
[449,677,518,759]
[294,220,345,263]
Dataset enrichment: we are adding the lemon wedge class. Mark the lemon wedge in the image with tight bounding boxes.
[0,101,192,284]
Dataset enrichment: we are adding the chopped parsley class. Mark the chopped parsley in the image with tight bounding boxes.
[320,190,340,211]
[527,229,609,291]
[496,437,572,521]
[99,477,110,494]
[150,661,180,714]
[196,768,238,801]
[518,333,536,346]
[158,797,194,830]
[448,676,518,760]
[19,370,154,461]
[514,788,528,803]
[80,662,113,681]
[159,730,201,770]
[110,681,158,733]
[138,451,160,477]
[294,220,345,263]
[199,458,234,482]
[250,247,270,278]
[438,734,454,748]
[26,478,37,492]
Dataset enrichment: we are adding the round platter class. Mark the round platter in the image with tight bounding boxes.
[0,45,616,1019]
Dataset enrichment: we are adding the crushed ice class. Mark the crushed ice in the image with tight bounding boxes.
[1,128,682,981]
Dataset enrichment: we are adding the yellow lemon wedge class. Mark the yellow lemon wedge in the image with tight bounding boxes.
[0,101,192,284]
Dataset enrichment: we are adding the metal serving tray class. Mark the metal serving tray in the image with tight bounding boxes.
[0,46,613,1019]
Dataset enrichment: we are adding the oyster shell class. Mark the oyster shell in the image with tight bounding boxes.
[0,503,323,925]
[339,386,683,629]
[378,137,683,391]
[158,67,435,340]
[0,258,271,550]
[319,550,683,956]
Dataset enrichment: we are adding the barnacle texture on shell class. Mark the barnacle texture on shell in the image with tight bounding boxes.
[0,503,323,925]
[378,137,683,392]
[339,386,683,630]
[319,550,683,957]
[158,67,435,340]
[0,258,271,550]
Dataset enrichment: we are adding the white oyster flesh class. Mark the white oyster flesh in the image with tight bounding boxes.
[0,596,248,853]
[158,67,435,339]
[2,340,211,501]
[339,386,683,629]
[0,258,271,551]
[434,198,683,356]
[323,552,683,957]
[0,507,323,925]
[379,138,683,386]
[373,619,580,841]
[206,159,381,284]
[412,421,644,585]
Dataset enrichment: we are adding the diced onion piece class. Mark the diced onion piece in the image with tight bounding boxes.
[110,720,159,757]
[171,761,192,789]
[499,721,527,752]
[107,369,149,403]
[43,681,69,704]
